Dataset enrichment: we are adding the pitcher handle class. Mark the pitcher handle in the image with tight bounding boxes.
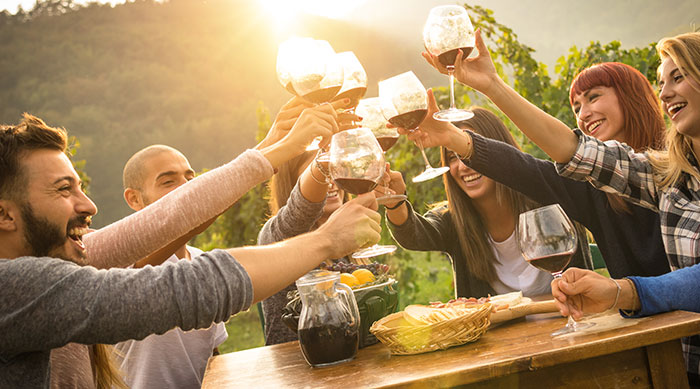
[336,282,361,327]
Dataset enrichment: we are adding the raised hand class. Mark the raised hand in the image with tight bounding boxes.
[257,97,351,150]
[282,103,340,152]
[551,268,620,320]
[422,28,499,95]
[374,163,406,207]
[316,193,381,258]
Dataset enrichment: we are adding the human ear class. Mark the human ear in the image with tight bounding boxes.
[124,188,144,211]
[0,200,18,232]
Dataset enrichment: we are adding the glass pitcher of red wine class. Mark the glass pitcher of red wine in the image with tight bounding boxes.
[296,270,360,367]
[517,204,594,336]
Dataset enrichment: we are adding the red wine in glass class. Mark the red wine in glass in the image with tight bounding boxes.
[525,251,574,275]
[376,136,399,152]
[333,178,378,195]
[437,46,474,67]
[387,109,428,130]
[333,86,367,110]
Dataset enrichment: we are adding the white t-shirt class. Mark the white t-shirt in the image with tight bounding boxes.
[115,246,228,389]
[488,231,553,297]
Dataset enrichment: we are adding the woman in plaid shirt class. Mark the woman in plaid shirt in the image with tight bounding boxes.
[414,30,700,386]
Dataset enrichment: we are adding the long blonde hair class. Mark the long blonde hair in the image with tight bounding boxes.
[649,32,700,189]
[439,108,540,283]
[92,344,127,389]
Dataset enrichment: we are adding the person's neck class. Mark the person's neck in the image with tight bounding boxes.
[691,138,700,167]
[472,196,515,243]
[0,234,26,259]
[175,245,190,260]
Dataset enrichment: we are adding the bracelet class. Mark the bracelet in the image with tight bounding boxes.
[309,166,329,185]
[607,278,622,311]
[624,277,640,311]
[451,130,473,161]
[385,199,406,210]
[314,155,330,178]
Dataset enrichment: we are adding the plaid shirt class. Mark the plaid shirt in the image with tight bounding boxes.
[557,130,700,385]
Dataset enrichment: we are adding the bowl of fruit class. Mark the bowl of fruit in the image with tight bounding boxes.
[282,261,398,348]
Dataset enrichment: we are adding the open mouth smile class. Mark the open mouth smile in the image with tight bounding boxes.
[667,102,687,120]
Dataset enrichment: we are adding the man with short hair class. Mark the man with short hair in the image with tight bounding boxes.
[0,113,381,388]
[116,144,227,388]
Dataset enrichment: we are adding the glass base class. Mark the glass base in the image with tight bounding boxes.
[352,244,396,259]
[433,108,474,122]
[551,320,595,336]
[412,166,450,183]
[308,355,356,368]
[376,194,407,206]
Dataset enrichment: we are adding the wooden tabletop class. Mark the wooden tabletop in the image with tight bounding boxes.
[203,310,700,388]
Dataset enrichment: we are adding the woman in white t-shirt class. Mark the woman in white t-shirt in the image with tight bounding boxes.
[384,106,591,299]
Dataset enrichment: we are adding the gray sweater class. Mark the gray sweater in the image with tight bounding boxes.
[258,181,325,345]
[0,249,252,388]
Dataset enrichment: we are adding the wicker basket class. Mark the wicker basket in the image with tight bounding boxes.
[369,303,492,355]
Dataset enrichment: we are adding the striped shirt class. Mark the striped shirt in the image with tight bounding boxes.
[556,130,700,386]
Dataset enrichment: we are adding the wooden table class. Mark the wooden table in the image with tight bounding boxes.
[203,310,700,388]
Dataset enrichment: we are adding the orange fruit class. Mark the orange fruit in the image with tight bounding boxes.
[340,273,359,288]
[352,268,376,285]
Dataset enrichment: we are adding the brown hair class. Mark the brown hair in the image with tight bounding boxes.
[649,32,700,189]
[440,107,539,283]
[570,62,667,213]
[0,113,67,200]
[268,150,317,215]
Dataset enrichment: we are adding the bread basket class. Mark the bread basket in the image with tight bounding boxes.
[369,302,492,355]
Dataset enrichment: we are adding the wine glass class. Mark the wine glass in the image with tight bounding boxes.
[517,204,594,336]
[315,51,368,163]
[423,5,475,122]
[332,51,368,110]
[276,38,344,150]
[329,127,397,259]
[378,71,449,183]
[356,97,407,204]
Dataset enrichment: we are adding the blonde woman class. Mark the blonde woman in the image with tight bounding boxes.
[420,30,700,386]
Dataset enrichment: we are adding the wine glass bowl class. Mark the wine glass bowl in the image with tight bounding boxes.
[277,37,312,94]
[329,127,385,195]
[277,38,343,151]
[423,5,475,122]
[517,204,593,336]
[329,128,397,259]
[290,40,344,105]
[378,71,449,183]
[356,98,399,152]
[332,51,368,110]
[355,98,406,204]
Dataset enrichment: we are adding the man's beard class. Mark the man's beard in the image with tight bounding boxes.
[20,203,81,263]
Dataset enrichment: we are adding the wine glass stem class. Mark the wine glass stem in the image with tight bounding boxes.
[414,135,434,169]
[447,65,457,110]
[553,271,578,331]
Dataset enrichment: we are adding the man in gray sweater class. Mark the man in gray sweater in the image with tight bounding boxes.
[0,114,381,388]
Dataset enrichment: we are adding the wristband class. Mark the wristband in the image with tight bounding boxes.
[385,199,406,210]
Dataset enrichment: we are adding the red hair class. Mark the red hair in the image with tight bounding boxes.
[569,62,665,151]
